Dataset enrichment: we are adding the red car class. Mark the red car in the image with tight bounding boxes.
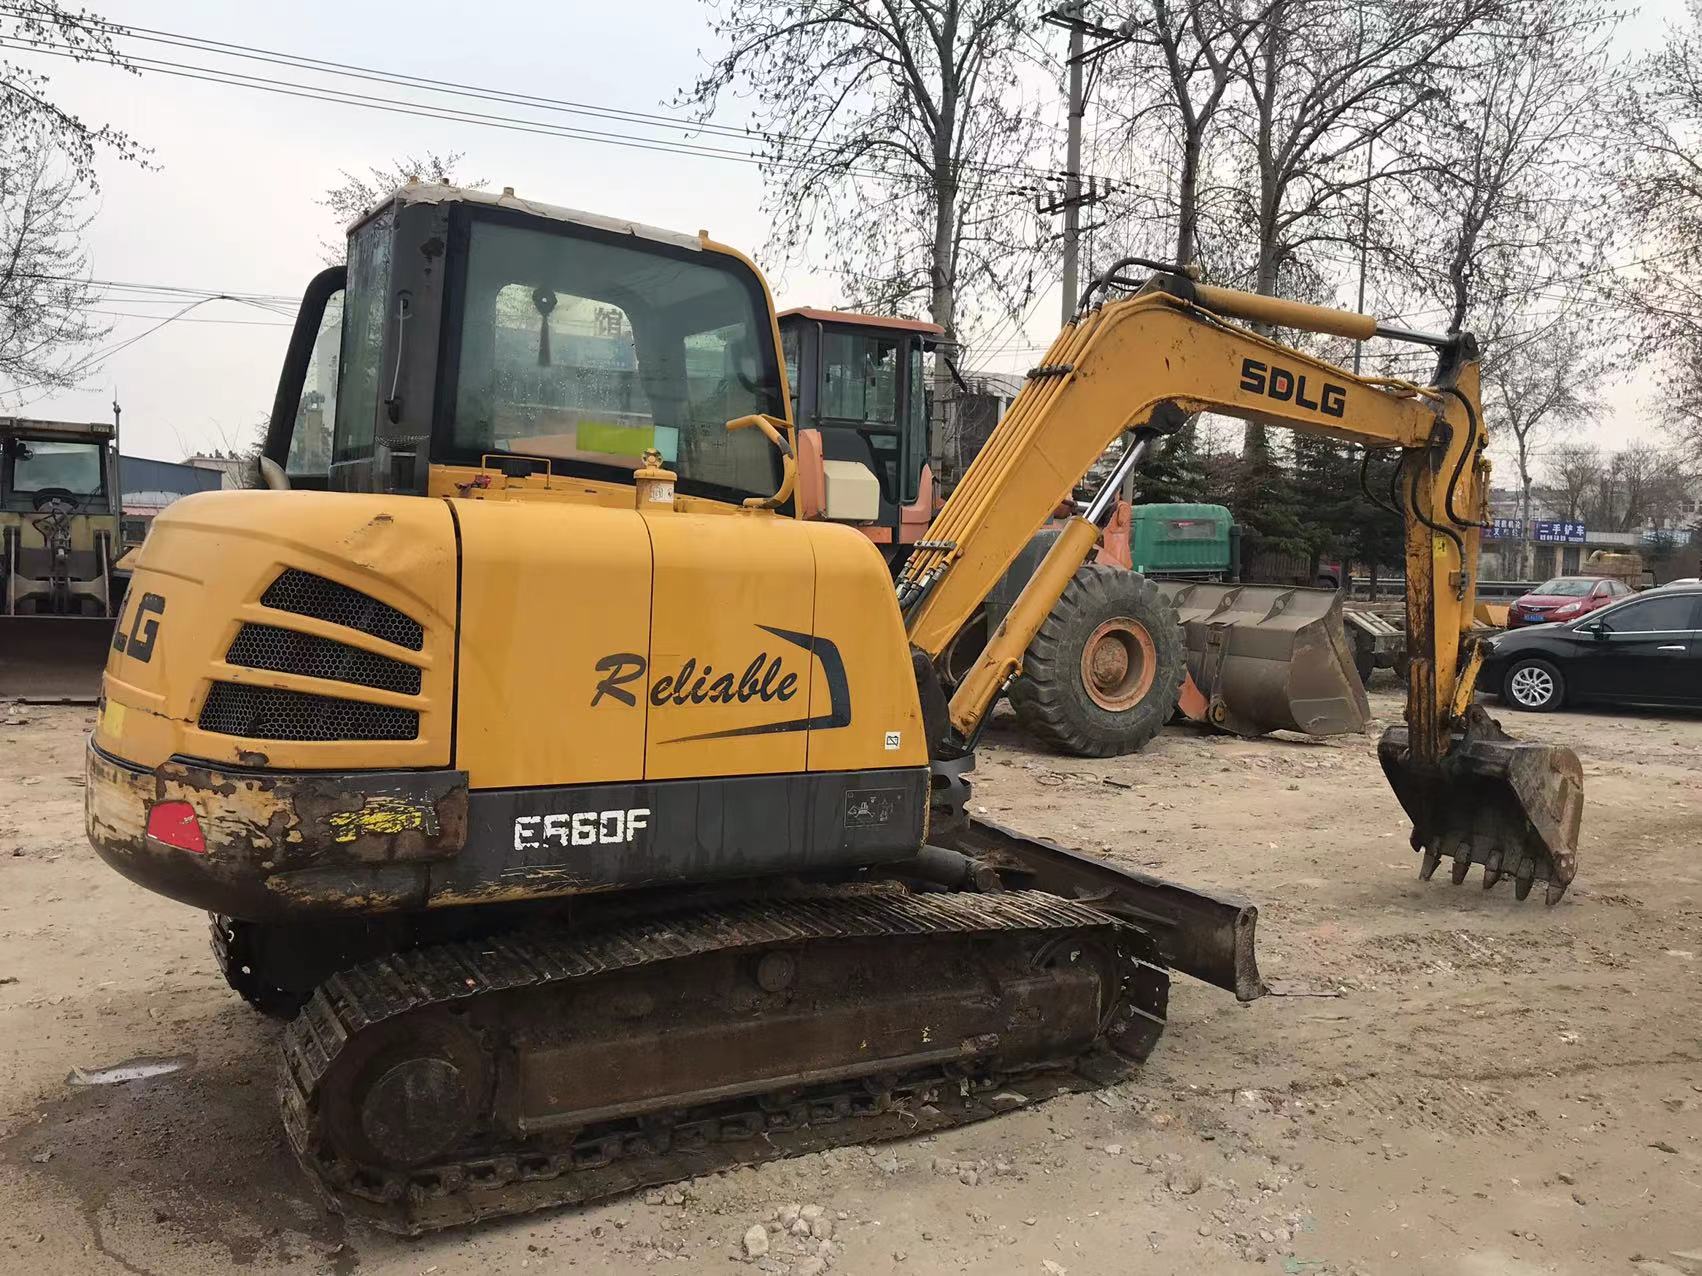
[1505,575,1633,628]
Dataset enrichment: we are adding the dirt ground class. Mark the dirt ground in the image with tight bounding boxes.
[1,687,1699,1276]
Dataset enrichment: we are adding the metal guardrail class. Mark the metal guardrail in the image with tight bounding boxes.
[1347,577,1540,602]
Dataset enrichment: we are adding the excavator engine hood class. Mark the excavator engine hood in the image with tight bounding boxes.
[1156,581,1369,737]
[1378,705,1583,905]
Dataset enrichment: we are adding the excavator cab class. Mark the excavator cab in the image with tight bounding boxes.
[265,188,788,507]
[778,308,941,563]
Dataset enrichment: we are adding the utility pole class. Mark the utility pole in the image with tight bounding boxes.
[1352,139,1372,377]
[1350,139,1373,596]
[1061,4,1085,326]
[1041,4,1130,325]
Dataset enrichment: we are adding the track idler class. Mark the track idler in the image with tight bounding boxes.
[1378,705,1583,905]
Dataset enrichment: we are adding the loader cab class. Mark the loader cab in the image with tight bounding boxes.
[267,184,789,510]
[0,418,121,619]
[778,309,940,558]
[0,420,118,519]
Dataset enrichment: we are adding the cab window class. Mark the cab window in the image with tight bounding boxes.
[448,217,784,503]
[901,342,927,504]
[781,324,800,421]
[4,438,104,498]
[288,290,343,480]
[333,209,393,465]
[820,331,898,423]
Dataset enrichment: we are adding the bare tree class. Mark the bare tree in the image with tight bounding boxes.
[1481,308,1601,574]
[1607,442,1688,535]
[1217,0,1502,454]
[320,151,482,260]
[679,0,1051,418]
[1609,0,1702,453]
[0,3,145,184]
[0,139,106,402]
[1406,0,1615,335]
[1545,440,1602,521]
[1230,0,1498,305]
[1101,0,1275,268]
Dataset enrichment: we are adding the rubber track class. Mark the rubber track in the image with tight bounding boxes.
[282,890,1147,1232]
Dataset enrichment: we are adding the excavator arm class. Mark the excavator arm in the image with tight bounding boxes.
[899,269,1583,904]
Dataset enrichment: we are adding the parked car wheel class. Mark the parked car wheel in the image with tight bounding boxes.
[1502,657,1565,711]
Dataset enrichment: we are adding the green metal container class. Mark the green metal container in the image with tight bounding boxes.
[1129,503,1234,576]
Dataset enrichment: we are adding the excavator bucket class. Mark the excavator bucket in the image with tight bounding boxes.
[1378,705,1583,905]
[1155,582,1369,737]
[0,616,113,703]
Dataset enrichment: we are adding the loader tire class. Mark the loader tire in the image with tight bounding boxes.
[1353,638,1375,686]
[1010,565,1185,757]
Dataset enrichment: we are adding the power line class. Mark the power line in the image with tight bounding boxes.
[87,309,292,327]
[0,16,1095,193]
[1,298,220,395]
[77,10,1077,183]
[20,271,298,305]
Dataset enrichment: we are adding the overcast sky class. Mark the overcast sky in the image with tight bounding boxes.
[8,0,1689,468]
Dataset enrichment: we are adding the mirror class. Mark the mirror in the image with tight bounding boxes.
[1581,620,1609,638]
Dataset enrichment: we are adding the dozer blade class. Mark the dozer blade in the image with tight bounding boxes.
[1155,581,1369,737]
[0,615,113,703]
[936,814,1265,1001]
[1378,704,1583,905]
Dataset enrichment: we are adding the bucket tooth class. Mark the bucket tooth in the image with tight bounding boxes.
[1418,847,1442,881]
[1513,857,1536,901]
[1449,856,1470,886]
[1378,705,1582,907]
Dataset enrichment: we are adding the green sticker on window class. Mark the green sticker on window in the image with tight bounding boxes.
[576,421,678,462]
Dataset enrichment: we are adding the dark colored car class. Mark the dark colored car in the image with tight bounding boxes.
[1505,575,1633,629]
[1477,584,1702,711]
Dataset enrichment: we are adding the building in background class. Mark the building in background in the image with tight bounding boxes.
[1484,482,1701,582]
[184,452,248,489]
[942,372,1023,487]
[120,455,224,545]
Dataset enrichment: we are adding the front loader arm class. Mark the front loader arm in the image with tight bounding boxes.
[900,273,1582,903]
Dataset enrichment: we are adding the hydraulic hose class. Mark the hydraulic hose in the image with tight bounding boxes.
[1437,387,1494,531]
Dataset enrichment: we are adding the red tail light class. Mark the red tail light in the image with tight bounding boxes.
[146,801,206,854]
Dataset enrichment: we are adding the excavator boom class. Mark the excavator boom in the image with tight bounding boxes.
[899,268,1582,902]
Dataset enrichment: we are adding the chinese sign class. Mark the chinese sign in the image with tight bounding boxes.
[1487,518,1586,544]
[1534,520,1587,544]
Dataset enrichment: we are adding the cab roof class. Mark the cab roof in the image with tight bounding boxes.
[364,181,704,252]
[0,417,113,442]
[779,307,945,337]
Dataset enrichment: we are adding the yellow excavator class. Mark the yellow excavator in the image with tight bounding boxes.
[84,185,1582,1233]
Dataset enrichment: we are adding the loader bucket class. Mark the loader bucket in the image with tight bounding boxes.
[0,616,113,703]
[1378,705,1582,905]
[1155,582,1369,737]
